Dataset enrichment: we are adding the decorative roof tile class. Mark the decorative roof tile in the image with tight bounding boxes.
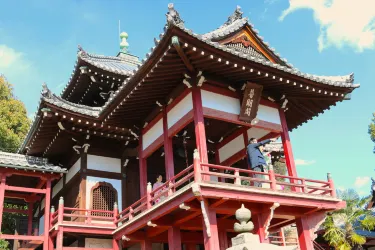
[0,151,67,173]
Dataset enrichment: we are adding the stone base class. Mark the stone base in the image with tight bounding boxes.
[227,233,298,250]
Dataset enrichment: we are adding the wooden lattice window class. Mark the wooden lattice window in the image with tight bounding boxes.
[90,182,118,217]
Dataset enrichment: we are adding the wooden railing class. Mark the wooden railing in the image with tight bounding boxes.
[200,162,335,197]
[50,197,117,228]
[115,164,194,225]
[54,150,336,231]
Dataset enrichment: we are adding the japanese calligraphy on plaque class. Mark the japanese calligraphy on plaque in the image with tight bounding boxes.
[239,82,263,123]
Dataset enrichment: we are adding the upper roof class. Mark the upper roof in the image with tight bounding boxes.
[0,151,67,174]
[19,4,359,156]
[60,46,140,106]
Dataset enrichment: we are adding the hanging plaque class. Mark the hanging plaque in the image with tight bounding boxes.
[239,82,263,123]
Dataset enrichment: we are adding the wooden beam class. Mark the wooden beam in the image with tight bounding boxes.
[3,208,28,215]
[210,198,229,208]
[172,36,195,73]
[5,185,46,194]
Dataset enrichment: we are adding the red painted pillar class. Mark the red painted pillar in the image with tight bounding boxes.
[218,227,229,250]
[201,199,220,250]
[295,216,313,250]
[113,238,120,250]
[163,108,175,180]
[139,135,147,197]
[27,202,34,235]
[168,226,182,250]
[252,213,268,243]
[43,179,52,250]
[279,109,297,178]
[192,87,208,163]
[0,175,6,233]
[140,240,152,250]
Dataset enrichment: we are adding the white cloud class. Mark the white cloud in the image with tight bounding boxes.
[279,0,375,52]
[0,44,31,71]
[354,176,370,188]
[295,159,316,166]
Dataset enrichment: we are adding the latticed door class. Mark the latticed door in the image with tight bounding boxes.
[91,182,118,217]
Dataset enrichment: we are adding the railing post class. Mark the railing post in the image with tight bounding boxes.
[113,202,119,226]
[301,179,307,193]
[193,149,202,183]
[168,181,173,196]
[280,229,286,246]
[327,173,336,197]
[268,165,277,190]
[129,207,134,220]
[234,169,241,185]
[50,206,55,228]
[87,210,92,224]
[57,197,64,226]
[146,182,152,209]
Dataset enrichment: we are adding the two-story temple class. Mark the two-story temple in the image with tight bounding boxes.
[0,4,358,250]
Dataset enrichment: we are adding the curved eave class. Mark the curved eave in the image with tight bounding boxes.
[60,50,139,100]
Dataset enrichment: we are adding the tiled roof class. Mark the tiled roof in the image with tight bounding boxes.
[60,46,140,97]
[0,151,67,173]
[79,50,140,75]
[42,84,100,117]
[264,142,283,153]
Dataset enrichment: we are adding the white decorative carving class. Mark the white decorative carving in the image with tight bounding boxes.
[147,221,157,227]
[265,203,280,239]
[179,203,191,210]
[200,200,211,237]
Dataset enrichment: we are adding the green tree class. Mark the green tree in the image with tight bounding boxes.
[369,113,375,153]
[0,75,30,249]
[0,75,30,153]
[323,189,375,249]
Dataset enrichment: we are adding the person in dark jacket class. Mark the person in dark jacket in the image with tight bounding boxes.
[247,137,276,187]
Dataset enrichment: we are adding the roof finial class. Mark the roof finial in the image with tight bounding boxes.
[120,32,129,53]
[41,83,52,98]
[224,5,244,26]
[166,3,184,28]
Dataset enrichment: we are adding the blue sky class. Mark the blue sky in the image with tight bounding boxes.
[1,0,374,195]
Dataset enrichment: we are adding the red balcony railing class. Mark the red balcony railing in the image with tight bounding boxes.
[50,197,117,229]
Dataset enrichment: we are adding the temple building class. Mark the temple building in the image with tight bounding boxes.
[0,4,359,250]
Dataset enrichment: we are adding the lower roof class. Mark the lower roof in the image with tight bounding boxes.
[0,151,67,174]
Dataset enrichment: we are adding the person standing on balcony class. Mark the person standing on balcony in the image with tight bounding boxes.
[153,174,166,204]
[247,137,277,187]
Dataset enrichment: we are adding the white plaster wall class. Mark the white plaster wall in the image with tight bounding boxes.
[143,118,163,150]
[167,93,193,129]
[201,90,240,115]
[247,127,270,141]
[66,158,80,183]
[86,176,122,211]
[38,215,44,235]
[87,155,121,173]
[257,105,281,124]
[85,238,112,248]
[201,90,281,125]
[218,134,245,163]
[52,178,63,198]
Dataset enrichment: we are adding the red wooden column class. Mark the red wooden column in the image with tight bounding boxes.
[192,87,209,181]
[0,175,6,233]
[27,202,34,235]
[295,216,313,250]
[139,135,147,197]
[168,226,182,250]
[218,227,229,250]
[163,108,175,180]
[140,240,152,250]
[279,109,297,177]
[113,238,120,250]
[43,179,52,250]
[202,199,220,249]
[252,213,268,243]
